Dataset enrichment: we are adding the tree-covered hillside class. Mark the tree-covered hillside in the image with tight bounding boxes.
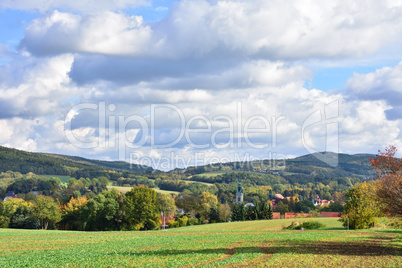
[176,151,375,186]
[0,146,153,178]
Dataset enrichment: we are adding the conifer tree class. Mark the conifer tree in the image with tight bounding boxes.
[240,204,246,221]
[267,202,273,219]
[259,201,269,219]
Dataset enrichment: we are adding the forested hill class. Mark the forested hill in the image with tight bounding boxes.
[0,146,154,177]
[178,152,376,186]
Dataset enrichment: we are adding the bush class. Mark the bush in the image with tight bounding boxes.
[285,221,325,230]
[187,217,199,226]
[386,217,402,229]
[177,216,188,227]
[167,219,178,228]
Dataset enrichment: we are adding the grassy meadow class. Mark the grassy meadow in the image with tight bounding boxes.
[41,175,74,184]
[107,185,181,195]
[0,218,401,267]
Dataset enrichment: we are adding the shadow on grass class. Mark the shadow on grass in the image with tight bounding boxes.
[109,240,402,257]
[371,229,402,235]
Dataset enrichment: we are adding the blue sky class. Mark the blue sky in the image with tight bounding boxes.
[1,0,402,170]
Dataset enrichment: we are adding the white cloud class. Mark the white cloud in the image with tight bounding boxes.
[346,61,402,120]
[2,0,402,168]
[19,1,402,61]
[0,0,150,13]
[0,54,76,118]
[21,11,152,56]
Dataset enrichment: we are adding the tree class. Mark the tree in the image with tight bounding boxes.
[124,186,161,230]
[320,202,343,213]
[0,198,32,228]
[218,203,231,222]
[31,195,61,230]
[157,193,177,230]
[239,204,246,221]
[275,202,289,215]
[231,204,241,221]
[267,202,273,219]
[198,192,218,222]
[175,195,198,213]
[259,202,269,219]
[370,146,402,215]
[209,205,219,223]
[59,196,88,230]
[9,205,38,229]
[81,191,119,231]
[340,182,383,229]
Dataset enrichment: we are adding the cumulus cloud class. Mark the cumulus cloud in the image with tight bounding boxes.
[19,1,402,60]
[346,61,402,120]
[0,54,77,118]
[2,0,402,168]
[0,0,150,13]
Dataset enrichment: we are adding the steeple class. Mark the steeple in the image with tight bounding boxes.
[235,179,243,204]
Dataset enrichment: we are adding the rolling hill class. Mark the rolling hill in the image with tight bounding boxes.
[0,146,154,178]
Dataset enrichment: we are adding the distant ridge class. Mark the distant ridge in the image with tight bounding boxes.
[0,146,154,177]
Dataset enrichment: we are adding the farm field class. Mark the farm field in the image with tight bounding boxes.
[107,185,180,195]
[0,218,401,267]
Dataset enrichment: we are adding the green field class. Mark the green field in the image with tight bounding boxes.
[41,175,74,184]
[108,186,180,195]
[0,218,401,267]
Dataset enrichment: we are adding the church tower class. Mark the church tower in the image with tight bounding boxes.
[236,179,243,205]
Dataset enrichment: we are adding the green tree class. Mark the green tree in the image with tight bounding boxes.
[320,201,343,212]
[0,198,32,228]
[267,202,273,219]
[124,186,161,230]
[198,192,218,221]
[157,193,177,229]
[275,202,289,215]
[81,191,119,231]
[31,195,61,230]
[209,205,219,223]
[239,204,246,221]
[218,203,231,222]
[340,182,383,229]
[9,205,38,229]
[259,201,269,219]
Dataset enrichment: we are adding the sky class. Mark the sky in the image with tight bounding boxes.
[1,0,402,170]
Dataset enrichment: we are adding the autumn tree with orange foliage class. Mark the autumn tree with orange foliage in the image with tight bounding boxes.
[370,145,402,215]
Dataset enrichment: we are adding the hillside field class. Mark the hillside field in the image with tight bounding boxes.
[0,218,401,267]
[107,185,180,195]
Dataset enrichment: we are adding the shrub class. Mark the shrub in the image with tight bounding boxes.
[285,221,325,230]
[167,219,178,228]
[386,217,402,229]
[177,216,188,227]
[187,217,199,226]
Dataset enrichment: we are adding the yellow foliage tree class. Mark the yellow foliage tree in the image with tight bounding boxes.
[340,181,383,229]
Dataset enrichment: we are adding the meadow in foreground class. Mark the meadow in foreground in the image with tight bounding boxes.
[0,218,401,267]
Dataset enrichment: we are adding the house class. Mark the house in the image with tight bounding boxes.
[3,191,16,201]
[244,203,255,208]
[313,199,334,206]
[271,193,285,208]
[6,191,15,197]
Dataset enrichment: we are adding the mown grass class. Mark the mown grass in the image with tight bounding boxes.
[0,218,401,267]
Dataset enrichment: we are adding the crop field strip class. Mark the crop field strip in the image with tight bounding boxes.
[0,218,401,267]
